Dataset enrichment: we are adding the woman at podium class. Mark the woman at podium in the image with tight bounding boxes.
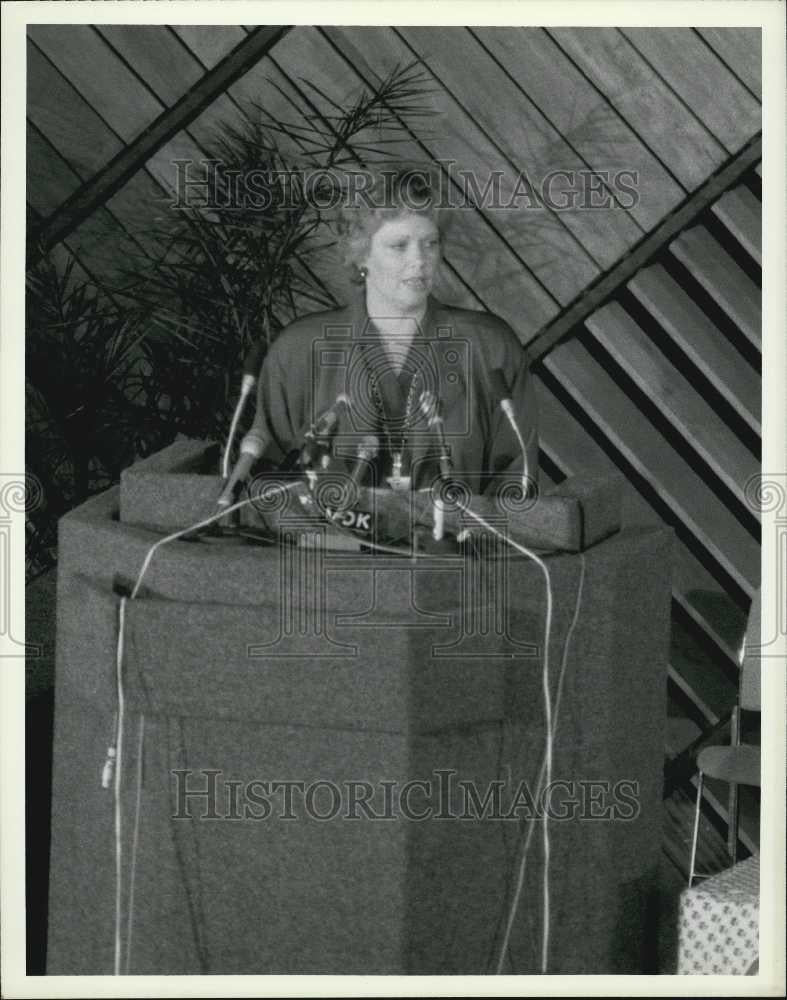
[240,167,539,499]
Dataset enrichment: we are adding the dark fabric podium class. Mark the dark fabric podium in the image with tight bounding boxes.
[48,475,671,974]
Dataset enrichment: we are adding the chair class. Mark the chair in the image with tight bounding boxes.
[688,587,761,887]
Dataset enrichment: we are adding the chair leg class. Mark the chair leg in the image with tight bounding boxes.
[688,771,704,887]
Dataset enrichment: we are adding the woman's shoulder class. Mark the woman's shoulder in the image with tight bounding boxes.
[433,301,527,362]
[266,303,353,365]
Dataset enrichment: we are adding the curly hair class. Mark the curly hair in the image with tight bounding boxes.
[334,165,450,283]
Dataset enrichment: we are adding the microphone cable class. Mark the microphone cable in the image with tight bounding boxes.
[445,500,552,973]
[444,495,586,974]
[113,596,126,976]
[492,552,586,974]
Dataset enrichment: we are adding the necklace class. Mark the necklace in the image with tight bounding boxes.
[366,351,421,491]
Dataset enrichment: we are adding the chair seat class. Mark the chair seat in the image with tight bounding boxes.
[697,744,761,786]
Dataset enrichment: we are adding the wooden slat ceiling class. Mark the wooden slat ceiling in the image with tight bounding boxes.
[26,25,762,865]
[27,26,762,325]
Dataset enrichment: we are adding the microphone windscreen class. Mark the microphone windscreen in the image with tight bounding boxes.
[488,367,511,401]
[315,409,339,436]
[358,434,380,459]
[418,389,437,422]
[239,431,267,458]
[243,342,266,377]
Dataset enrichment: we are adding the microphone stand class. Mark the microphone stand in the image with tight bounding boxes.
[219,343,265,531]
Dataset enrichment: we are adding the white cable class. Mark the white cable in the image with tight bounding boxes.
[221,377,254,479]
[494,552,586,974]
[500,399,532,493]
[113,597,127,976]
[130,481,300,600]
[124,714,146,973]
[446,502,553,973]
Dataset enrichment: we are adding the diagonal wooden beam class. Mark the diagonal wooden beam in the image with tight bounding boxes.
[525,134,762,362]
[27,25,291,264]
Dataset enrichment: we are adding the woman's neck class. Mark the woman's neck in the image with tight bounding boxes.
[365,288,427,339]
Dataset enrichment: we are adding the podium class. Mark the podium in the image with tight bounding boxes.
[47,442,672,974]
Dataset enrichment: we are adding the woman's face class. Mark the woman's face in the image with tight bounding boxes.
[361,213,441,312]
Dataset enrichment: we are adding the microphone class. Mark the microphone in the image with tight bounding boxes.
[299,393,350,470]
[343,434,379,504]
[489,367,532,495]
[419,390,452,542]
[243,341,266,383]
[487,368,511,410]
[217,429,269,509]
[418,390,452,479]
[222,341,266,479]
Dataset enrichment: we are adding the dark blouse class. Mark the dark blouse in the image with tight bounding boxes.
[247,291,539,497]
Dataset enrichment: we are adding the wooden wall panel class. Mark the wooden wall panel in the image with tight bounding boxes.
[27,24,762,343]
[629,265,760,436]
[620,28,761,154]
[538,386,739,729]
[27,25,162,143]
[474,27,684,230]
[171,25,248,68]
[27,125,143,285]
[326,26,594,304]
[27,123,80,215]
[28,24,229,204]
[697,28,762,100]
[27,39,123,178]
[535,378,744,665]
[548,28,727,190]
[95,26,205,107]
[711,187,762,266]
[539,163,761,859]
[397,26,643,271]
[545,338,758,599]
[670,226,761,351]
[585,302,759,509]
[27,37,170,265]
[95,26,247,156]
